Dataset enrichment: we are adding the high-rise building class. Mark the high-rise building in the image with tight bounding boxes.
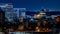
[19,8,26,18]
[0,3,17,22]
[13,8,20,18]
[14,8,26,18]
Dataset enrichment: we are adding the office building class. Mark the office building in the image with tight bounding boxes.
[0,3,17,22]
[14,8,26,18]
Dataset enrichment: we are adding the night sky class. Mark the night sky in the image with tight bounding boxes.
[0,0,60,10]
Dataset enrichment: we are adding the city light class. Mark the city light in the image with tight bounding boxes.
[0,3,60,34]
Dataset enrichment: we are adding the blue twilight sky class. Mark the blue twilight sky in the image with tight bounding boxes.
[0,0,60,10]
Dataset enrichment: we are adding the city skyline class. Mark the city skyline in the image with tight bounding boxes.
[0,0,60,10]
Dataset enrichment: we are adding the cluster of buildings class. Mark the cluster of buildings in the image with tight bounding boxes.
[0,3,26,22]
[0,3,60,23]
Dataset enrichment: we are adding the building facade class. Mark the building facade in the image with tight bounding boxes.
[14,8,26,18]
[0,3,17,22]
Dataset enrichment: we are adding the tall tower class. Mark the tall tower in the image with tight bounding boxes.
[14,8,26,18]
[19,8,26,18]
[0,3,17,22]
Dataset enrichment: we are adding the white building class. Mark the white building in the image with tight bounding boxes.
[0,3,17,22]
[14,8,26,18]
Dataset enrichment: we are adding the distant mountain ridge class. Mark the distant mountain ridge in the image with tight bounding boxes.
[26,11,60,16]
[46,11,60,16]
